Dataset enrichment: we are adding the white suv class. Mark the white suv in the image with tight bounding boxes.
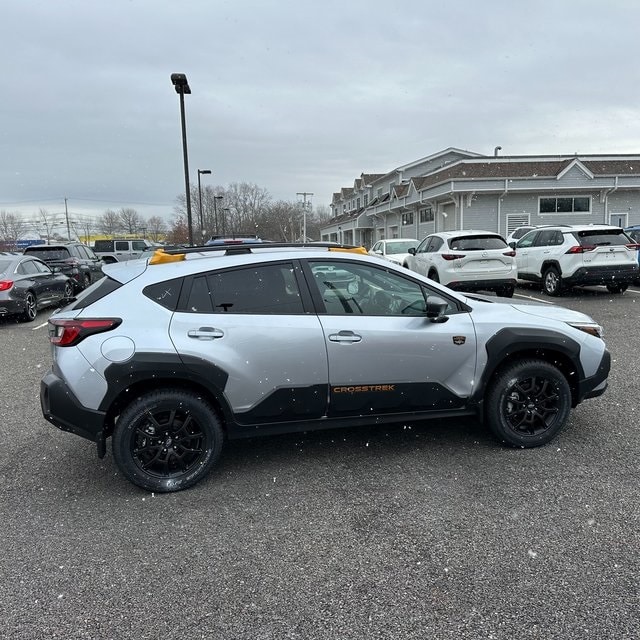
[514,225,639,295]
[404,230,517,297]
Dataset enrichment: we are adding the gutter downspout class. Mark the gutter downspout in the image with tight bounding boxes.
[498,179,508,235]
[602,177,618,224]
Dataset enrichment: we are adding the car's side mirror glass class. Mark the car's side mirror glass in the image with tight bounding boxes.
[425,296,449,322]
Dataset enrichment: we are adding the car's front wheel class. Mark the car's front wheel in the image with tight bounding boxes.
[485,360,572,447]
[542,267,562,296]
[112,389,224,492]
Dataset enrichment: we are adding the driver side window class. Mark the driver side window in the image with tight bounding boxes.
[308,260,428,316]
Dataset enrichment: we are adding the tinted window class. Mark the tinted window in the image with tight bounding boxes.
[132,241,148,251]
[142,277,184,311]
[182,263,303,315]
[115,241,129,251]
[25,247,70,260]
[574,230,631,247]
[93,241,112,251]
[516,231,538,248]
[33,260,52,273]
[535,230,563,246]
[449,235,507,250]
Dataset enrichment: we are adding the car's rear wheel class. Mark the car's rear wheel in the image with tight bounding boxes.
[542,267,562,296]
[606,282,628,294]
[428,269,439,283]
[20,292,37,322]
[82,273,91,289]
[112,389,224,492]
[497,285,515,298]
[486,359,571,447]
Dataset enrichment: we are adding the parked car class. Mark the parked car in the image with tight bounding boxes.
[0,254,73,322]
[205,234,264,246]
[93,238,156,263]
[41,243,609,492]
[514,224,639,295]
[24,242,104,292]
[506,226,537,245]
[368,238,419,266]
[404,230,517,297]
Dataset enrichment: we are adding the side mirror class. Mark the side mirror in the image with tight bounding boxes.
[425,296,449,323]
[408,247,416,255]
[372,249,383,255]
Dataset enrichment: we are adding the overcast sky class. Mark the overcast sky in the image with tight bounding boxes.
[2,0,640,225]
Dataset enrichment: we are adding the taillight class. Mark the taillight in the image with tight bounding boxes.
[566,245,595,254]
[441,253,465,261]
[49,318,121,346]
[502,250,516,257]
[626,243,640,250]
[0,280,13,292]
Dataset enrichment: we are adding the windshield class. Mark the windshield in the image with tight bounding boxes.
[385,241,416,253]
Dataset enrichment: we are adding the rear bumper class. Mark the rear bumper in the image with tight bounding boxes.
[40,369,106,443]
[563,264,639,288]
[448,278,517,293]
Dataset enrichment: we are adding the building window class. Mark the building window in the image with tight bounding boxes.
[539,196,591,214]
[402,212,414,225]
[377,188,383,198]
[419,207,434,223]
[389,182,395,195]
[356,197,361,209]
[343,204,346,213]
[363,194,369,206]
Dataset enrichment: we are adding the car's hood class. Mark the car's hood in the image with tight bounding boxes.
[462,292,596,323]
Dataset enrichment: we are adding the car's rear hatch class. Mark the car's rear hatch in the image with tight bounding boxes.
[572,229,637,267]
[448,234,515,275]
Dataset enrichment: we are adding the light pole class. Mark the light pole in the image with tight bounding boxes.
[213,195,224,236]
[171,73,194,245]
[296,192,313,241]
[197,169,211,242]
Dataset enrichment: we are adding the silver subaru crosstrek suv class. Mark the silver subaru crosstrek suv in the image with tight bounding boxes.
[40,244,610,492]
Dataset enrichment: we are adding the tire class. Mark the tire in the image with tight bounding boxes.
[606,283,628,294]
[82,273,91,289]
[497,285,515,298]
[62,281,73,301]
[485,359,572,448]
[20,292,37,322]
[542,267,562,296]
[428,269,439,283]
[112,389,224,492]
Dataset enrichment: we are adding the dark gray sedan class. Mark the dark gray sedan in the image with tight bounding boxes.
[0,253,73,322]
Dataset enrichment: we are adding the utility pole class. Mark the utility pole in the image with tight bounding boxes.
[64,197,71,239]
[296,192,313,241]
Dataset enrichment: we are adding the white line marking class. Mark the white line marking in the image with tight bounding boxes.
[32,321,49,330]
[513,292,554,304]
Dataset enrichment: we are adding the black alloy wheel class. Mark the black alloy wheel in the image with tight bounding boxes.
[112,389,224,492]
[486,359,571,447]
[20,292,37,322]
[62,281,73,300]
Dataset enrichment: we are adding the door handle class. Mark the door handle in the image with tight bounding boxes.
[328,330,362,344]
[187,327,224,340]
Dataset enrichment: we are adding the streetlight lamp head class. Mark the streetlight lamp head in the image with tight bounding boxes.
[171,73,191,94]
[198,169,212,175]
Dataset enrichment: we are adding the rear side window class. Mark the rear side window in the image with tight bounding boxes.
[183,263,304,314]
[142,277,184,311]
[449,235,507,250]
[573,230,631,247]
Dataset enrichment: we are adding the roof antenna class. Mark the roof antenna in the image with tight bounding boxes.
[494,146,502,156]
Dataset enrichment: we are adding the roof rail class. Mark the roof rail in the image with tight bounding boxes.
[160,242,366,256]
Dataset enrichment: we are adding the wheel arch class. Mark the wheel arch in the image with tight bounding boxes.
[541,259,563,275]
[100,355,234,438]
[473,328,584,413]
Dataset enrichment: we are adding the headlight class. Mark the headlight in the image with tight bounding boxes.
[567,322,603,339]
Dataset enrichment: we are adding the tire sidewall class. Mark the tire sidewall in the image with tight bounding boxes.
[112,390,223,492]
[543,268,560,296]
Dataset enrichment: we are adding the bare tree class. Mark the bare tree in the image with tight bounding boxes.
[38,208,55,242]
[257,201,299,241]
[0,210,26,247]
[224,182,271,235]
[146,216,167,243]
[118,208,141,236]
[98,209,121,237]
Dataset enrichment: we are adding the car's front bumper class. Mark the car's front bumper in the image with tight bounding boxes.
[576,349,611,403]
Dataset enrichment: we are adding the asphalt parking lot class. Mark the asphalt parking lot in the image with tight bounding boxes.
[1,284,638,640]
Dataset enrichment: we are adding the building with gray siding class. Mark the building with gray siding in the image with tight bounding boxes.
[322,148,640,247]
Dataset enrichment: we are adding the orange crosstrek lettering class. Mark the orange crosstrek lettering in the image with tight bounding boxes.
[332,384,396,393]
